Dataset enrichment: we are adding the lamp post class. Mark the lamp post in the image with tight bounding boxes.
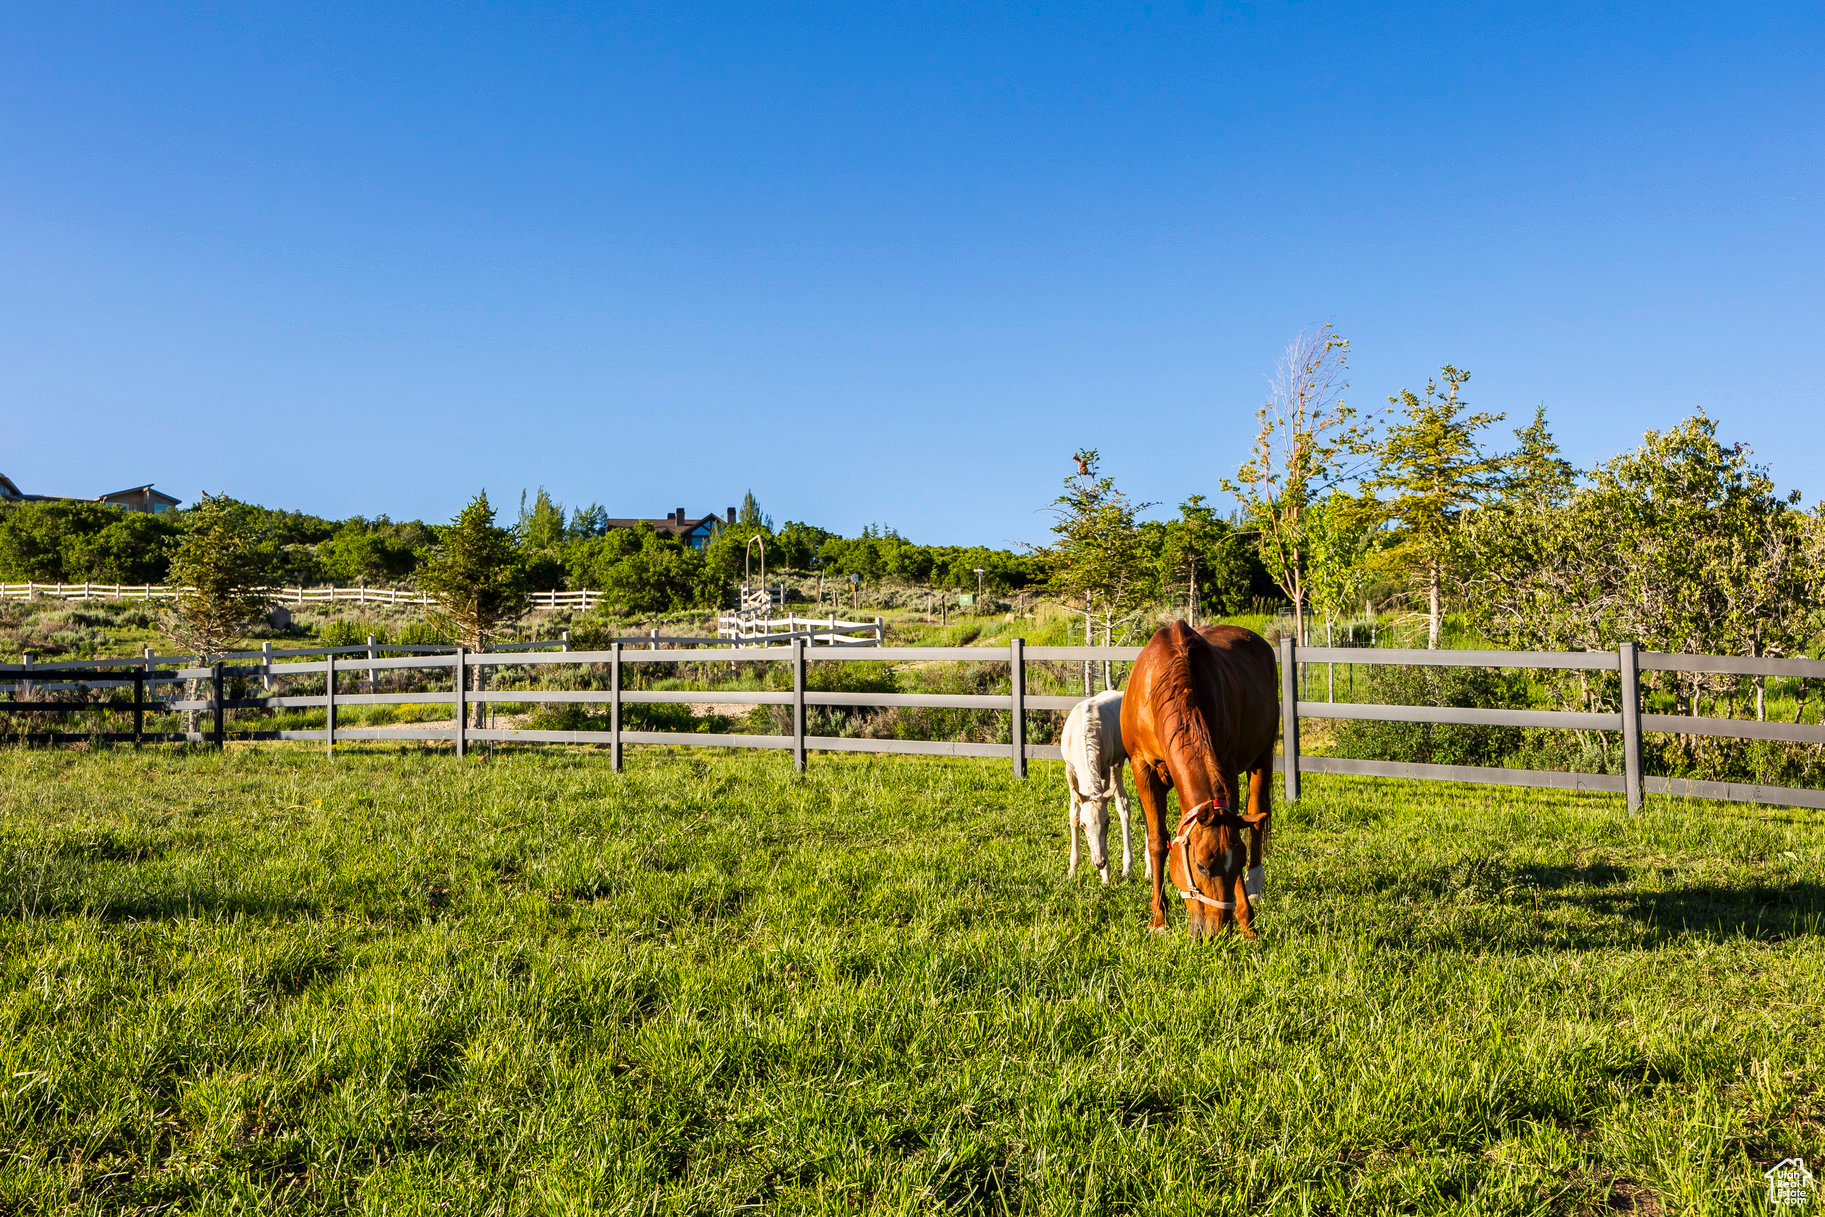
[850,573,860,611]
[973,568,985,609]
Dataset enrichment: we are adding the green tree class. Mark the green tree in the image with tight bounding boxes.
[515,487,569,552]
[1157,494,1241,627]
[1304,490,1380,697]
[419,492,525,653]
[1222,325,1379,644]
[1462,413,1819,732]
[166,494,277,660]
[738,490,772,530]
[567,526,712,615]
[1048,450,1150,692]
[1366,366,1508,649]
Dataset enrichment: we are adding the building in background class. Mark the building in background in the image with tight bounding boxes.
[0,472,182,513]
[599,507,735,549]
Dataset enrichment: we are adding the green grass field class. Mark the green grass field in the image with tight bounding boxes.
[2,745,1821,1215]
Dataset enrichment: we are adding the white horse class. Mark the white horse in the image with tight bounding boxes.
[1061,690,1144,883]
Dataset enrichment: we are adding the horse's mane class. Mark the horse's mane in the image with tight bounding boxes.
[1154,627,1231,812]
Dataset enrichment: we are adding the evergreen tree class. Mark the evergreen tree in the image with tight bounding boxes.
[420,492,525,653]
[166,494,276,659]
[1366,366,1508,648]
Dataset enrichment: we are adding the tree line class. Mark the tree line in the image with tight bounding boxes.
[1045,324,1825,674]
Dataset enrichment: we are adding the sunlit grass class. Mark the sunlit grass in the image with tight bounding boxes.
[1,745,1820,1213]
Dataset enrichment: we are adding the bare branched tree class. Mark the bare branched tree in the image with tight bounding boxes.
[1222,325,1379,644]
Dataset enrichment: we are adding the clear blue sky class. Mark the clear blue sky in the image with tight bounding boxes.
[3,2,1820,548]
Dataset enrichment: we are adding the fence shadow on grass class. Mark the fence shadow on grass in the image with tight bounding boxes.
[1564,879,1825,945]
[1366,864,1825,955]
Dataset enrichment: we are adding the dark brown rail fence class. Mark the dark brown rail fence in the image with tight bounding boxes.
[3,636,1821,811]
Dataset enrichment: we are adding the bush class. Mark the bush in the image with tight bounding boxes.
[391,620,448,648]
[1331,665,1532,768]
[320,619,388,649]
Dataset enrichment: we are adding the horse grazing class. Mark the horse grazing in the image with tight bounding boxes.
[1120,621,1279,938]
[1060,690,1145,884]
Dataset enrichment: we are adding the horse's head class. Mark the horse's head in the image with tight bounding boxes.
[1169,798,1269,940]
[1076,795,1112,876]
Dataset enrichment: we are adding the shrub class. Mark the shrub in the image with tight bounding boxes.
[320,619,389,649]
[1331,664,1531,768]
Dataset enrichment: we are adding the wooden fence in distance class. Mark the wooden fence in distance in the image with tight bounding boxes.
[2,639,1822,812]
[0,582,602,610]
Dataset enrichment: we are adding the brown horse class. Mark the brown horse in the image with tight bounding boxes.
[1120,621,1279,938]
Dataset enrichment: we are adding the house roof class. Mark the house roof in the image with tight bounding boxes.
[0,474,182,508]
[604,514,724,536]
[96,484,182,505]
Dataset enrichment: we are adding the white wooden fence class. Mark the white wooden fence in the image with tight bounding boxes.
[0,582,601,610]
[717,612,883,646]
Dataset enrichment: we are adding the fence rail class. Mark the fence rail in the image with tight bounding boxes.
[2,637,1820,812]
[0,582,604,610]
[716,613,884,646]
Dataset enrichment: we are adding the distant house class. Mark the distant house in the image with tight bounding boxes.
[95,484,182,514]
[601,507,736,549]
[0,473,182,514]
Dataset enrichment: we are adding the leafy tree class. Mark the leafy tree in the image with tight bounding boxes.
[516,487,569,553]
[1461,413,1820,725]
[1157,494,1241,627]
[1049,450,1150,691]
[1222,325,1379,644]
[568,526,713,614]
[418,492,525,653]
[1304,490,1381,696]
[1365,366,1508,648]
[773,520,836,570]
[569,503,610,539]
[317,522,419,583]
[0,500,182,584]
[166,494,277,659]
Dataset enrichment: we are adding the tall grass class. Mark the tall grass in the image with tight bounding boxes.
[1,745,1820,1213]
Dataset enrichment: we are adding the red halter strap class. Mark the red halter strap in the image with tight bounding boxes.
[1170,799,1236,912]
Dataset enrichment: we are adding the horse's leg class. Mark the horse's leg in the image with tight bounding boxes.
[1111,763,1135,880]
[1065,763,1082,879]
[1236,749,1274,940]
[1130,761,1172,931]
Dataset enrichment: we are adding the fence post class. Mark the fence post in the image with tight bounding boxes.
[133,670,144,748]
[20,652,30,698]
[560,629,570,654]
[262,640,273,691]
[324,654,336,754]
[1010,637,1026,778]
[874,616,884,646]
[453,648,466,758]
[1280,635,1300,803]
[649,628,658,652]
[366,635,378,692]
[212,664,225,748]
[610,640,623,772]
[1620,641,1642,813]
[792,637,806,773]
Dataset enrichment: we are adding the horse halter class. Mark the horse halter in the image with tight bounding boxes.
[1169,799,1241,913]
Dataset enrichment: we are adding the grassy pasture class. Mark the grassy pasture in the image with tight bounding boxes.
[1,746,1821,1215]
